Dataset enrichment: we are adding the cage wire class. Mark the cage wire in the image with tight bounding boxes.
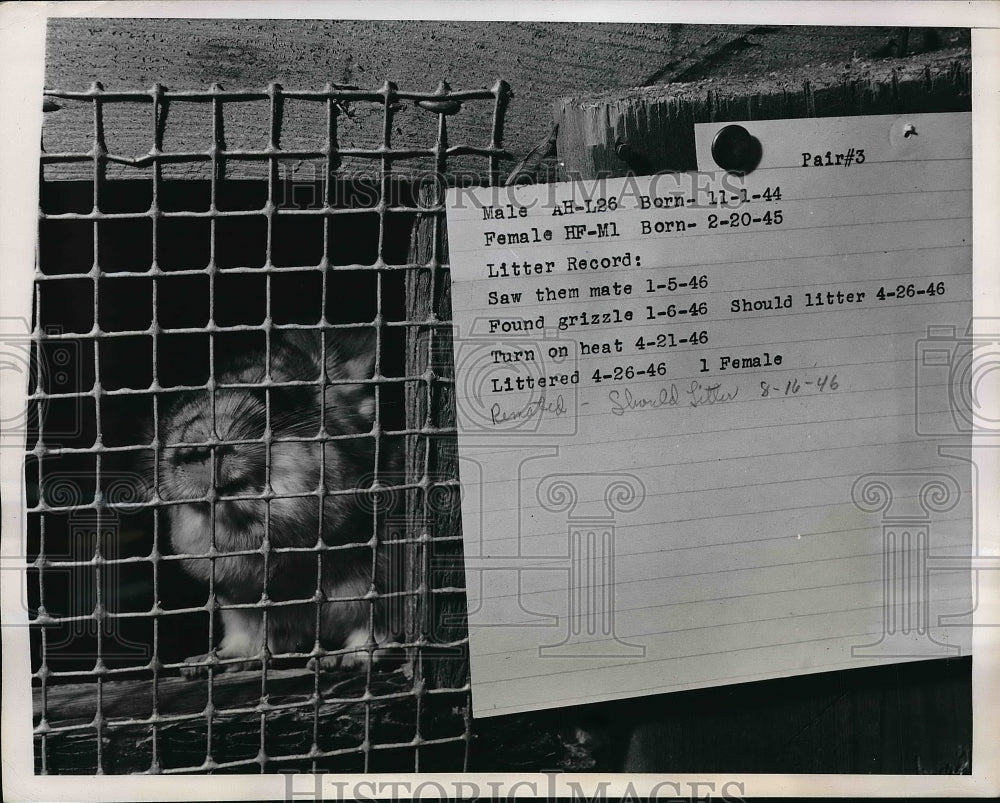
[29,79,511,774]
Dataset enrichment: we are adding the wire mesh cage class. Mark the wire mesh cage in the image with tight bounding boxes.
[28,79,511,774]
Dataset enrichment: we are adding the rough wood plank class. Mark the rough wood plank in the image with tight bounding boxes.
[33,668,475,773]
[41,21,969,181]
[33,667,402,726]
[406,184,469,696]
[555,48,970,179]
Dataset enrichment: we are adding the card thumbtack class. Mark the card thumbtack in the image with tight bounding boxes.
[711,124,762,174]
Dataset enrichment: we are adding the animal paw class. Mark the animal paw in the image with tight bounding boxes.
[179,652,215,679]
[307,649,373,673]
[179,652,260,678]
[306,629,386,672]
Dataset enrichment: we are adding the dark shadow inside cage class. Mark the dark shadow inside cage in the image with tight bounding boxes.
[29,177,416,678]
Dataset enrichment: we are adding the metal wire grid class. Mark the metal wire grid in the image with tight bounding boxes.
[30,80,511,774]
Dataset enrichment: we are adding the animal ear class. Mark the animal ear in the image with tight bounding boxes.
[269,329,326,382]
[270,327,376,380]
[270,327,377,420]
[324,327,377,421]
[327,327,376,381]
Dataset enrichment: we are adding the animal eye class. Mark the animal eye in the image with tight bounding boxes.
[172,447,208,465]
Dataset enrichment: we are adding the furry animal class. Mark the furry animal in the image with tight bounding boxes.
[154,329,398,676]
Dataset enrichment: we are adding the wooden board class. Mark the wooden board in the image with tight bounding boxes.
[555,47,970,179]
[41,20,969,181]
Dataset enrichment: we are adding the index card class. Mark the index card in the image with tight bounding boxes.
[445,113,973,718]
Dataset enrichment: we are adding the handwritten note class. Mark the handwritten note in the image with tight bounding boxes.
[445,113,973,717]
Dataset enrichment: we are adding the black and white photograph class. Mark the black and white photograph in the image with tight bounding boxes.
[0,2,997,799]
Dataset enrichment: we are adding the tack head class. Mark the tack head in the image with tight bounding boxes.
[417,98,462,115]
[711,124,762,174]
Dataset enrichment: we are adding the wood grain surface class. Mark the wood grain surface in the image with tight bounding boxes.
[556,47,970,178]
[42,20,969,180]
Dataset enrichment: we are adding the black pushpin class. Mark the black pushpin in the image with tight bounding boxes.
[711,124,762,174]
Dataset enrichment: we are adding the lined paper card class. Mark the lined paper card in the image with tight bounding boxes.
[444,113,973,717]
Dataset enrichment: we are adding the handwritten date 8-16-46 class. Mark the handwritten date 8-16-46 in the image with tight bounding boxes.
[760,374,839,397]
